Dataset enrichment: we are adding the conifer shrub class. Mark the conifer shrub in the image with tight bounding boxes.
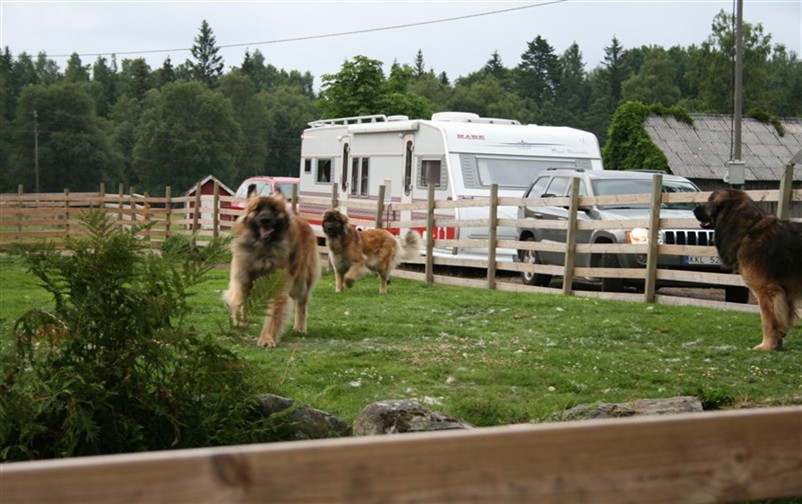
[0,211,269,461]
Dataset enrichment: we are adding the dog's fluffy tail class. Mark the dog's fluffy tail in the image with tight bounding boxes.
[398,230,422,262]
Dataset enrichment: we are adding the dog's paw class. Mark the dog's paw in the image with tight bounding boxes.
[753,341,782,351]
[257,337,277,348]
[230,314,248,328]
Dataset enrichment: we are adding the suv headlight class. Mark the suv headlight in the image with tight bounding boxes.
[626,228,664,245]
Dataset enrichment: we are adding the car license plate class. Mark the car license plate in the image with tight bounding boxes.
[683,255,721,265]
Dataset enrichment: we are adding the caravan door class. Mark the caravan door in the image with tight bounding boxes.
[397,136,415,230]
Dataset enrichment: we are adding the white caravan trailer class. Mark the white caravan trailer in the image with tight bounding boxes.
[298,111,603,261]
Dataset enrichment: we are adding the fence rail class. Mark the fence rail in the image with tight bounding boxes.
[2,406,800,503]
[2,169,800,312]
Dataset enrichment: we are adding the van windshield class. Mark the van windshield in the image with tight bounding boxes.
[275,182,297,199]
[235,181,266,198]
[476,157,576,189]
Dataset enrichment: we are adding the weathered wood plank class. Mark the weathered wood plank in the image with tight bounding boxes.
[2,408,799,504]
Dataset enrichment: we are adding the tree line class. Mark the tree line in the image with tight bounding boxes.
[1,12,799,194]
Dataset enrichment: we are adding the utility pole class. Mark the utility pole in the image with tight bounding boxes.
[733,0,743,162]
[726,0,745,189]
[33,109,40,193]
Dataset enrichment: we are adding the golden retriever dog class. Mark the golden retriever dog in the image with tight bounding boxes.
[694,188,802,350]
[223,193,320,347]
[322,209,421,294]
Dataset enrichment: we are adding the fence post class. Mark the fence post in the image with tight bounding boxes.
[97,183,105,209]
[192,189,201,234]
[291,183,298,215]
[561,178,580,296]
[129,186,136,224]
[143,192,151,244]
[643,174,663,303]
[64,189,70,234]
[375,185,386,229]
[425,183,435,286]
[164,186,172,238]
[16,185,23,233]
[213,181,220,239]
[777,165,794,220]
[118,183,124,222]
[486,184,498,290]
[331,182,339,209]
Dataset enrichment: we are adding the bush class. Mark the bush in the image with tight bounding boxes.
[0,212,266,461]
[602,101,692,172]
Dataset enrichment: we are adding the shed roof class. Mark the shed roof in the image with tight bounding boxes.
[184,175,235,197]
[643,114,802,182]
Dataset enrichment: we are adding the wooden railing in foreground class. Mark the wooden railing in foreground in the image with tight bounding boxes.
[2,406,800,503]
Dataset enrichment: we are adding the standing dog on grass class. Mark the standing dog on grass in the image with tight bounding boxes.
[223,193,320,347]
[694,188,802,350]
[322,209,421,294]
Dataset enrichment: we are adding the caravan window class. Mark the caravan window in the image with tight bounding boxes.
[404,141,413,195]
[422,159,443,188]
[360,158,369,196]
[341,143,350,193]
[316,158,333,184]
[475,157,577,189]
[350,157,370,197]
[304,158,312,174]
[350,158,359,196]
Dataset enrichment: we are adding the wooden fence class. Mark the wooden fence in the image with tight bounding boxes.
[2,406,801,503]
[2,171,801,501]
[2,168,800,313]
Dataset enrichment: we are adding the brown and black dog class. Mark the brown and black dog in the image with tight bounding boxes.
[694,188,802,350]
[322,208,421,294]
[223,193,320,347]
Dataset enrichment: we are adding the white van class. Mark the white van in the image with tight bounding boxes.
[298,112,603,261]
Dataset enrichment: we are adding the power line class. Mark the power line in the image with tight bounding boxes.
[49,1,566,60]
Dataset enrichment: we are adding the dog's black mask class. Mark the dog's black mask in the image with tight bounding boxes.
[693,204,713,229]
[249,198,288,243]
[322,211,345,237]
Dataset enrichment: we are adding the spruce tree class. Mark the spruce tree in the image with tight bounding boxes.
[188,20,224,88]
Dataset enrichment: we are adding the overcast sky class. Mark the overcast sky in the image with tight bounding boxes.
[1,0,800,90]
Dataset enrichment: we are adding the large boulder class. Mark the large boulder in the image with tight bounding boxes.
[353,399,474,436]
[556,396,704,421]
[255,394,351,440]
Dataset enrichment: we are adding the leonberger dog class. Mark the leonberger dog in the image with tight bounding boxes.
[322,209,421,294]
[223,193,320,347]
[694,188,802,350]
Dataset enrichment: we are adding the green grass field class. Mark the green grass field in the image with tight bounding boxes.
[1,254,800,426]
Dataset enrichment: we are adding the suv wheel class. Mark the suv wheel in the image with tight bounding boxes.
[600,252,624,292]
[520,237,552,287]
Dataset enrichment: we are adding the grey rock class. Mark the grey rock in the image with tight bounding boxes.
[353,399,474,436]
[255,393,351,440]
[557,396,704,421]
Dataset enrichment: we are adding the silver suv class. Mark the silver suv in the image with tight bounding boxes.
[516,169,746,300]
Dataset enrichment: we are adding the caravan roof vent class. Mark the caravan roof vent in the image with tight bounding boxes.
[432,112,481,123]
[431,112,519,125]
[387,115,409,122]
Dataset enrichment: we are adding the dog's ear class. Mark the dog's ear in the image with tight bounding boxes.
[270,191,287,207]
[232,212,247,236]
